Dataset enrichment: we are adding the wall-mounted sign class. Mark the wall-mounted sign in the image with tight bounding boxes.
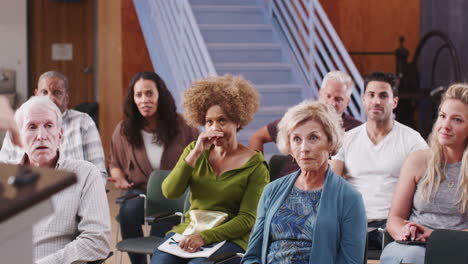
[51,43,73,61]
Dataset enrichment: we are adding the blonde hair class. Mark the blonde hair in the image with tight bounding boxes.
[277,100,343,156]
[183,75,259,130]
[421,83,468,213]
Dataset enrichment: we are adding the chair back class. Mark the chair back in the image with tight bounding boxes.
[425,229,468,264]
[145,170,189,218]
[268,155,288,182]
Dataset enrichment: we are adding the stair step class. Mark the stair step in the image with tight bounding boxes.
[208,43,282,63]
[237,128,258,147]
[255,84,302,92]
[208,43,281,49]
[237,129,281,157]
[192,5,265,24]
[256,105,290,115]
[187,0,301,160]
[189,0,256,6]
[199,24,273,43]
[216,63,292,84]
[256,84,303,107]
[239,106,289,130]
[237,128,254,142]
[192,5,262,11]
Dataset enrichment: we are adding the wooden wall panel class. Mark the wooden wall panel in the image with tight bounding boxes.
[98,0,154,161]
[121,0,154,94]
[98,0,122,162]
[321,0,420,76]
[420,0,468,88]
[29,0,94,108]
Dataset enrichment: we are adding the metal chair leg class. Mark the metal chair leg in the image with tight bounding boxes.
[114,228,120,264]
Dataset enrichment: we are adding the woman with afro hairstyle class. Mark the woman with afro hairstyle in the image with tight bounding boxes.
[151,75,270,264]
[109,71,199,264]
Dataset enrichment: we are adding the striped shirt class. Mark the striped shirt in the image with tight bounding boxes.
[1,109,107,180]
[16,154,112,264]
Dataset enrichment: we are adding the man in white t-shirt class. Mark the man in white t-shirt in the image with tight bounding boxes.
[330,72,428,249]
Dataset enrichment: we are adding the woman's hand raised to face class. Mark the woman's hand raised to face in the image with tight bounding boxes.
[194,130,224,153]
[185,130,223,166]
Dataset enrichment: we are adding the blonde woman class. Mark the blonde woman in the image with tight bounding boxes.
[381,84,468,264]
[242,101,367,264]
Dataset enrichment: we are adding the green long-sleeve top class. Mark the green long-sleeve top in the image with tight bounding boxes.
[162,141,270,250]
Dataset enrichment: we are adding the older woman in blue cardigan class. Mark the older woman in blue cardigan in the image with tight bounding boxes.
[242,101,367,264]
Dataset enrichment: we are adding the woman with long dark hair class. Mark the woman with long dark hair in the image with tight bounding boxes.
[109,71,199,264]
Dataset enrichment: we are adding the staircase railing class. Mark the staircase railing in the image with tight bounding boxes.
[266,0,365,120]
[133,0,217,108]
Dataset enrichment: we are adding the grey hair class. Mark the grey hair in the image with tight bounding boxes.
[15,96,63,130]
[38,71,69,92]
[321,71,354,98]
[277,100,344,156]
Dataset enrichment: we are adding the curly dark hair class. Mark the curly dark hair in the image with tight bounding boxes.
[183,74,259,130]
[121,71,179,147]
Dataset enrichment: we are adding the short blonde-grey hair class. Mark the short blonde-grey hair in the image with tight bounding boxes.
[15,96,63,130]
[277,100,343,155]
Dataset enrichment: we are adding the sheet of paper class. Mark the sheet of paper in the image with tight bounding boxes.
[157,233,226,259]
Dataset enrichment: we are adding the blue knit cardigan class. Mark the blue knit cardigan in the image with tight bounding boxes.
[242,167,367,264]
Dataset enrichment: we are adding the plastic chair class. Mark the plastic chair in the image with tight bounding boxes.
[114,170,189,264]
[203,253,245,264]
[268,154,288,182]
[424,229,468,264]
[366,227,392,260]
[74,102,99,128]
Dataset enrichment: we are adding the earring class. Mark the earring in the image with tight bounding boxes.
[291,155,295,163]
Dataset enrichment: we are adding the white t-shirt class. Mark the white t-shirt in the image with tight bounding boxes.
[141,130,164,170]
[332,121,428,220]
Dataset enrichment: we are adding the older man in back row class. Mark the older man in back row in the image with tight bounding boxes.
[249,70,362,177]
[1,71,107,180]
[11,96,111,264]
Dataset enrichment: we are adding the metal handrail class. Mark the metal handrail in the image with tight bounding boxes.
[266,0,365,120]
[133,0,217,108]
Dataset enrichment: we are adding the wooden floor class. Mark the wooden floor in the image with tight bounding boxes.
[105,184,380,264]
[107,184,131,264]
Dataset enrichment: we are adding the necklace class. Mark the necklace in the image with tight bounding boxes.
[446,173,457,189]
[447,180,455,189]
